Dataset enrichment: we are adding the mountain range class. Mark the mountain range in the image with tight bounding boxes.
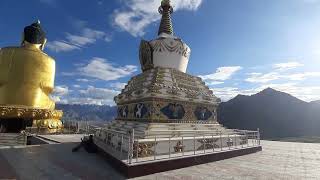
[218,88,320,139]
[56,104,117,121]
[56,88,320,139]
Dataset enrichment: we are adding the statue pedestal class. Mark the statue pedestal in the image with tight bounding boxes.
[0,105,63,133]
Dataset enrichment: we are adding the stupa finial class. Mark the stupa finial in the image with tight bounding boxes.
[158,0,174,36]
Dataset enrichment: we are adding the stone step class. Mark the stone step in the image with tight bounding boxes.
[100,121,234,139]
[0,133,26,146]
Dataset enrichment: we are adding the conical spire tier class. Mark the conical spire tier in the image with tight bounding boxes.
[139,0,191,73]
[158,0,174,36]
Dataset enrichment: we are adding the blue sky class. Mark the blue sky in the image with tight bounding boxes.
[1,0,320,105]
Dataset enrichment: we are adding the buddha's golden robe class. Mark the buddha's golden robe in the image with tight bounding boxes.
[0,44,55,109]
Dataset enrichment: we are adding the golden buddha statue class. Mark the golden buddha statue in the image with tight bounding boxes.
[0,21,63,133]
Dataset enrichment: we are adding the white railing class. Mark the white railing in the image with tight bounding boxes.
[94,128,261,165]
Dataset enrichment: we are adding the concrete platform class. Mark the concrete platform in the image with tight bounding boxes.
[0,140,319,179]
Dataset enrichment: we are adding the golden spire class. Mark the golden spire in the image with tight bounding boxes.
[158,0,174,36]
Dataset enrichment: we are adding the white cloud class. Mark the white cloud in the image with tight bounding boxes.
[61,72,76,76]
[82,28,106,39]
[211,83,320,102]
[211,87,258,102]
[113,0,203,37]
[104,34,113,42]
[53,85,69,96]
[47,25,112,52]
[79,86,119,99]
[246,71,320,83]
[211,87,242,102]
[57,86,120,105]
[76,78,90,82]
[51,85,70,103]
[245,72,280,83]
[65,34,96,46]
[78,57,138,81]
[245,61,308,83]
[200,66,242,82]
[285,72,320,81]
[73,84,81,88]
[110,82,127,89]
[46,41,80,52]
[206,81,224,85]
[273,62,304,71]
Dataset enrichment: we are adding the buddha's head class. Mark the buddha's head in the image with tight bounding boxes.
[21,20,47,51]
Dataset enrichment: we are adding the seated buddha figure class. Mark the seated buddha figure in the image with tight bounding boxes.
[0,21,55,109]
[0,21,62,133]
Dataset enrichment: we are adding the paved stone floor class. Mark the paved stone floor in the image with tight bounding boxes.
[133,141,320,180]
[0,140,319,180]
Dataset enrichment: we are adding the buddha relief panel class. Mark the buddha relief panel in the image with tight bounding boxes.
[161,103,185,119]
[134,103,148,119]
[194,106,212,121]
[118,105,128,118]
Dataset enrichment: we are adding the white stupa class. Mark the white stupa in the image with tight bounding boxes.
[92,1,259,167]
[114,0,221,126]
[96,0,232,140]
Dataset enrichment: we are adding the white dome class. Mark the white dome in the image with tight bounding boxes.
[149,34,191,73]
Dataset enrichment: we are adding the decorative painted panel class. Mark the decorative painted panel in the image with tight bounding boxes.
[134,103,148,118]
[194,106,212,120]
[161,103,185,119]
[118,105,128,118]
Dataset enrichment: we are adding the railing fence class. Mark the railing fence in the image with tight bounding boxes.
[95,128,261,165]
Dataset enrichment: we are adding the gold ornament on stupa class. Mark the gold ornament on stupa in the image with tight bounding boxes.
[0,20,63,133]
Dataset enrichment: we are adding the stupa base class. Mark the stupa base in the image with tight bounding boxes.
[95,138,262,178]
[93,121,261,178]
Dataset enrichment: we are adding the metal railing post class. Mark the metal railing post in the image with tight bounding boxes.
[127,134,130,164]
[220,132,223,151]
[252,132,254,146]
[136,140,139,163]
[257,128,260,145]
[193,134,196,155]
[120,134,123,159]
[228,134,230,150]
[129,129,134,164]
[182,136,184,156]
[241,132,244,148]
[234,134,237,149]
[169,137,171,158]
[247,131,249,147]
[255,131,257,145]
[203,135,206,154]
[154,136,157,160]
[212,134,214,152]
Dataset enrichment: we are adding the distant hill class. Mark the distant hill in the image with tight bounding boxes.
[310,100,320,105]
[56,104,117,121]
[218,88,320,139]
